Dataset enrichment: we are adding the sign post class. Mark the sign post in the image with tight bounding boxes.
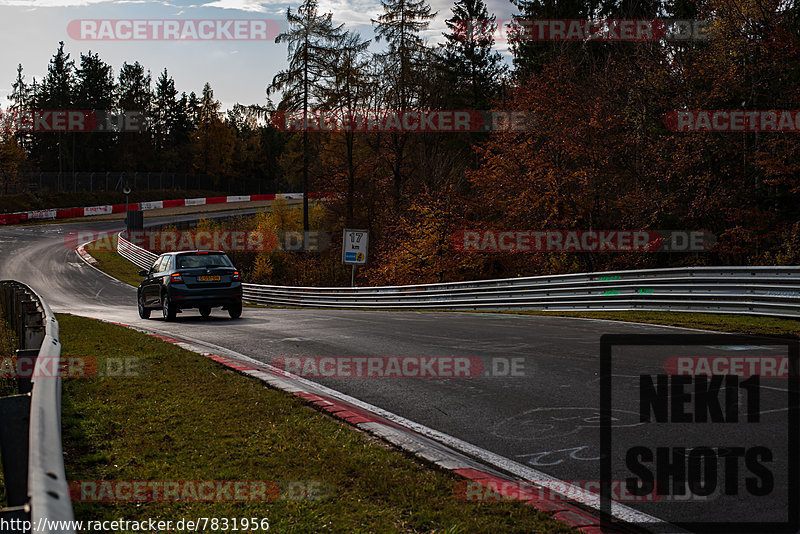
[123,185,131,216]
[342,229,368,287]
[123,184,131,231]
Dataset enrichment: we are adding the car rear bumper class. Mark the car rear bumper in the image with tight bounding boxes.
[168,285,242,309]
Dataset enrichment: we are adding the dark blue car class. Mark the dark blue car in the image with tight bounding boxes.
[137,250,243,320]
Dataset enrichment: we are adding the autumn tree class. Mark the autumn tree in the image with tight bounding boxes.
[363,184,481,284]
[116,61,153,171]
[153,69,177,154]
[439,0,504,110]
[32,42,76,174]
[75,51,116,170]
[319,31,372,225]
[509,0,598,78]
[269,0,344,232]
[193,82,236,182]
[372,0,435,202]
[0,135,27,194]
[8,64,31,152]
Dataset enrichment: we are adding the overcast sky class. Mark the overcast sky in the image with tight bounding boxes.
[0,0,515,112]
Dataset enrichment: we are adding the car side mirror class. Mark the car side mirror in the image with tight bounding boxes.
[138,270,148,277]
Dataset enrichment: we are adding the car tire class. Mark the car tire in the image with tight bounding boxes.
[138,292,151,319]
[199,305,211,318]
[162,293,177,321]
[228,300,242,319]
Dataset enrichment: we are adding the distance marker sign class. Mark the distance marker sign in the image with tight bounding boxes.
[342,229,368,265]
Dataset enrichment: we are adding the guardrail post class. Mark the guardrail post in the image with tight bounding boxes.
[0,286,9,326]
[0,394,31,508]
[15,349,38,395]
[21,301,43,351]
[0,506,30,534]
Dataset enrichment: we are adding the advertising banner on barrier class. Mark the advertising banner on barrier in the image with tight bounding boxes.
[28,209,57,220]
[84,205,113,216]
[0,192,307,226]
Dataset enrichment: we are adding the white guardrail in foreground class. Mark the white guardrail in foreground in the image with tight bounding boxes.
[0,281,75,534]
[116,233,800,318]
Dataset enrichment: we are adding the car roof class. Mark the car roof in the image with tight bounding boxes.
[167,250,227,255]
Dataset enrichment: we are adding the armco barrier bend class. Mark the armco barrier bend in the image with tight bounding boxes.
[116,233,800,319]
[0,281,75,534]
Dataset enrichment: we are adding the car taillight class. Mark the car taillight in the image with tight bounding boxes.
[232,271,241,281]
[171,272,184,283]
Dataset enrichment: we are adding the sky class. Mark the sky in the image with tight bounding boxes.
[0,0,515,112]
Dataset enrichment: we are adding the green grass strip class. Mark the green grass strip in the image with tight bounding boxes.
[84,236,147,287]
[490,310,800,338]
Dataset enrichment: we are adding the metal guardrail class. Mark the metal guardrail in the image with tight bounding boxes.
[116,234,158,271]
[116,232,800,318]
[0,281,75,534]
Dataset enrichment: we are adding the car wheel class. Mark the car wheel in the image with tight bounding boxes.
[137,292,151,319]
[199,305,211,318]
[228,300,242,319]
[162,293,177,321]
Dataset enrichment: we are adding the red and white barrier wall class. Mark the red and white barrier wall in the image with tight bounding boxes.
[0,193,306,225]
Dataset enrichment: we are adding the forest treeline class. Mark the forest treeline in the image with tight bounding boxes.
[2,0,799,285]
[2,46,285,191]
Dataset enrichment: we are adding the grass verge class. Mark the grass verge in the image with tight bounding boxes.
[58,314,574,533]
[489,310,800,338]
[84,236,145,287]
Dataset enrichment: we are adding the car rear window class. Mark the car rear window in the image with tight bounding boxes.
[176,253,233,269]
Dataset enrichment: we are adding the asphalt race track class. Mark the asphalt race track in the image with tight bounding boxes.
[1,214,795,533]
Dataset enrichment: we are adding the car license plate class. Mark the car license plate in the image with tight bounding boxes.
[198,275,221,282]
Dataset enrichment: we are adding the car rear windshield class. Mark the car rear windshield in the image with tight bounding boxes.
[176,253,233,269]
